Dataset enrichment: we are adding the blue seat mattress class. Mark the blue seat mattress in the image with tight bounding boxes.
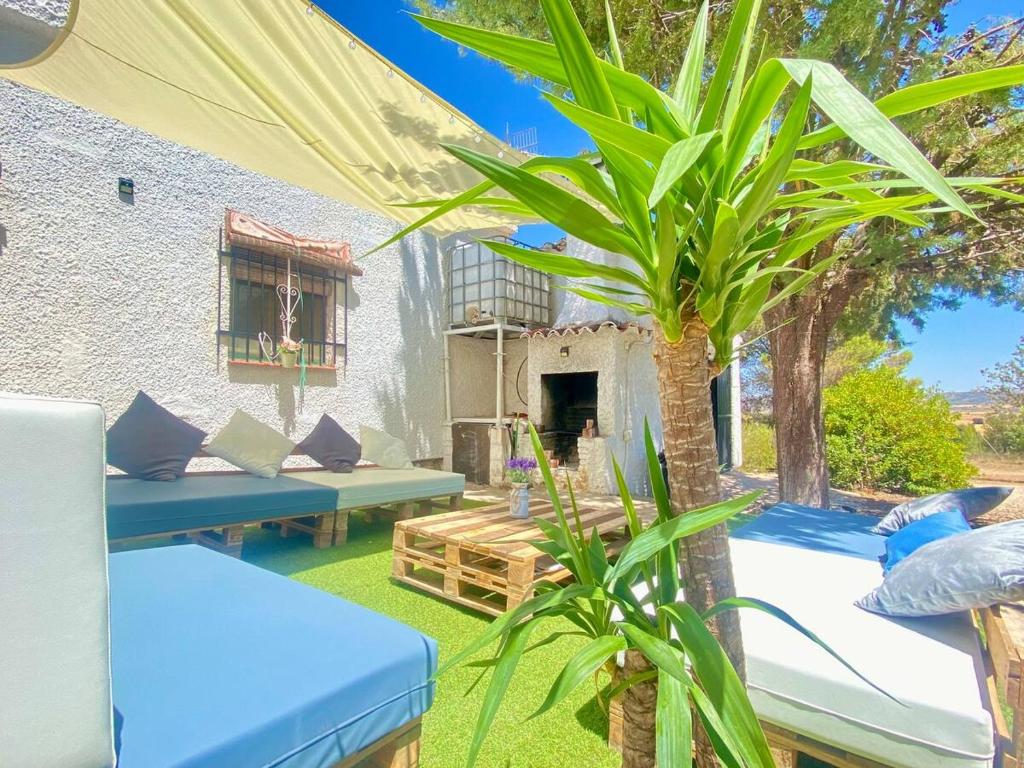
[106,474,339,539]
[109,545,436,768]
[730,501,884,561]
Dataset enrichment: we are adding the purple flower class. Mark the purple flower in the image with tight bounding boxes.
[505,456,538,483]
[505,457,537,472]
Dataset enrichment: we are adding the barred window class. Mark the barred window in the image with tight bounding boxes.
[218,244,348,368]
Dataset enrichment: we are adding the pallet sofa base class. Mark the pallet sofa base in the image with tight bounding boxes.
[335,717,421,768]
[280,493,464,547]
[110,509,342,558]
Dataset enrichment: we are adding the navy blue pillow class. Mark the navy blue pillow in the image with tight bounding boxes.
[106,391,206,481]
[883,508,970,573]
[297,414,361,473]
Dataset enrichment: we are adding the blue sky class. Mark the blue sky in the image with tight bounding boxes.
[326,0,1023,392]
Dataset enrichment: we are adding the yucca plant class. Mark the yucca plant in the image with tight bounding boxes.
[443,421,881,768]
[372,0,1018,763]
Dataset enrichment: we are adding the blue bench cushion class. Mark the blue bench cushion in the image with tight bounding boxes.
[106,474,339,539]
[730,501,885,561]
[109,546,436,768]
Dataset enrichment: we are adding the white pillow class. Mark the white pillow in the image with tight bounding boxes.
[360,425,414,469]
[206,410,296,478]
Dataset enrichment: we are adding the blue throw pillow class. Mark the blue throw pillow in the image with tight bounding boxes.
[873,486,1013,535]
[857,520,1024,617]
[883,508,970,573]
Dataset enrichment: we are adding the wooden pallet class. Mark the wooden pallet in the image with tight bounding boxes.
[279,493,463,546]
[335,716,421,768]
[391,499,649,616]
[981,602,1024,768]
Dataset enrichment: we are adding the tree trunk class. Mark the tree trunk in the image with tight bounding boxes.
[767,293,831,508]
[767,267,865,508]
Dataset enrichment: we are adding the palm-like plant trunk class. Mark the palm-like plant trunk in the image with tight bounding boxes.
[616,317,744,768]
[652,318,743,672]
[615,650,658,768]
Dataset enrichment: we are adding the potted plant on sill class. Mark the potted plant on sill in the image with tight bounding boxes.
[277,337,302,369]
[505,456,537,519]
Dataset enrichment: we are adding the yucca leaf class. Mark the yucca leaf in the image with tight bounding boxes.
[661,602,774,767]
[778,59,975,219]
[530,635,626,719]
[604,668,658,703]
[603,0,625,71]
[671,0,709,127]
[466,620,538,767]
[606,491,761,585]
[648,131,718,208]
[368,179,493,254]
[561,285,651,317]
[706,596,900,701]
[698,0,762,133]
[688,683,747,768]
[722,60,791,186]
[587,525,611,580]
[656,667,692,768]
[541,0,618,117]
[542,93,674,164]
[442,144,645,260]
[522,156,625,218]
[784,159,892,183]
[734,73,813,236]
[799,65,1024,150]
[617,623,693,686]
[529,423,593,577]
[720,0,763,134]
[483,238,652,292]
[437,583,600,676]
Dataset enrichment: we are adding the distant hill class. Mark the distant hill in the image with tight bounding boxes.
[944,390,993,409]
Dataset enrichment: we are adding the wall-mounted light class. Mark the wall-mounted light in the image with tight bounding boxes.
[118,177,135,199]
[560,346,570,358]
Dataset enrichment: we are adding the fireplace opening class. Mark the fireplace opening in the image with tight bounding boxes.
[540,371,598,466]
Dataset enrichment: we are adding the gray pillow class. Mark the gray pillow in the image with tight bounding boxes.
[297,415,360,473]
[205,410,296,478]
[856,520,1024,617]
[106,391,206,480]
[873,486,1013,535]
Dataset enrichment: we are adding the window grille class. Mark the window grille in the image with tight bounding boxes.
[217,236,347,367]
[449,237,550,328]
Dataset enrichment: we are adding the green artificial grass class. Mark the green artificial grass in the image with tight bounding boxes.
[239,503,622,768]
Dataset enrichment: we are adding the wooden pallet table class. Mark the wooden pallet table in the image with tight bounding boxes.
[391,499,651,616]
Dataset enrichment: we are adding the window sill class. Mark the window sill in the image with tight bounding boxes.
[227,360,337,371]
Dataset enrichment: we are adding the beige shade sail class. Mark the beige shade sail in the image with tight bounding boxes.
[0,0,527,236]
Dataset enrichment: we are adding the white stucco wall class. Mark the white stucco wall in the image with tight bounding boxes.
[0,78,450,464]
[526,328,662,494]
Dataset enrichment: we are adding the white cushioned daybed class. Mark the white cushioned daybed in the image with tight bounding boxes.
[729,503,1002,768]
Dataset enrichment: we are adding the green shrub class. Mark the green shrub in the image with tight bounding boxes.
[823,367,976,495]
[742,419,777,472]
[986,410,1024,455]
[957,423,985,456]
